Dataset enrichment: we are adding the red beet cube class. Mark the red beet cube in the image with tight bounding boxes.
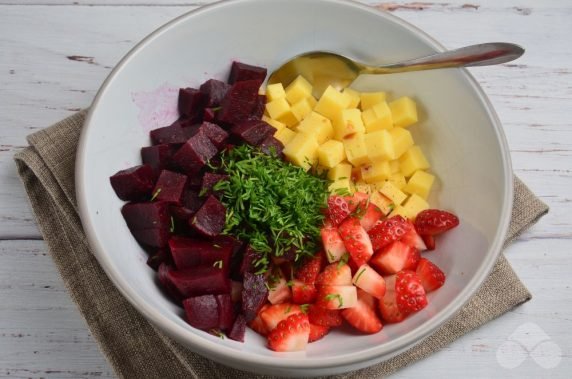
[200,172,228,197]
[228,61,267,85]
[190,195,226,237]
[203,108,216,122]
[227,314,246,342]
[172,131,218,176]
[230,119,276,146]
[183,295,220,330]
[167,266,231,298]
[147,249,171,271]
[216,294,235,331]
[158,264,183,303]
[150,120,193,146]
[250,94,266,120]
[121,201,170,230]
[217,80,261,127]
[200,79,231,107]
[152,170,188,204]
[178,88,207,121]
[197,122,229,150]
[169,236,232,270]
[241,272,269,322]
[240,245,262,275]
[259,136,284,158]
[141,144,177,178]
[130,227,170,248]
[109,164,155,201]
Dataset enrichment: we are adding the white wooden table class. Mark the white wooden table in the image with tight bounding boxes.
[1,0,571,377]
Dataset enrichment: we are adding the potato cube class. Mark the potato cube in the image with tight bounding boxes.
[266,83,286,101]
[262,116,286,132]
[354,181,373,194]
[265,98,298,127]
[285,75,313,104]
[274,127,296,146]
[402,194,429,220]
[328,162,352,181]
[343,133,370,166]
[369,191,394,215]
[361,161,391,183]
[377,180,407,205]
[360,92,387,110]
[362,101,393,132]
[314,86,351,120]
[388,173,406,190]
[366,129,395,162]
[389,96,418,128]
[329,178,352,194]
[318,140,346,168]
[403,170,435,199]
[283,132,320,171]
[399,146,430,177]
[333,109,365,140]
[389,127,414,158]
[388,205,408,219]
[343,88,361,108]
[297,111,334,144]
[389,159,400,174]
[291,97,314,122]
[306,95,318,108]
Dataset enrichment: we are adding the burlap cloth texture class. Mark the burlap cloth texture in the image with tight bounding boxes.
[14,109,548,378]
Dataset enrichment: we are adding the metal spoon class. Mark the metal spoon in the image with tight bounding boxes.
[268,42,524,97]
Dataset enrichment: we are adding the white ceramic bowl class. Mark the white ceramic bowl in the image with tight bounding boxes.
[76,0,513,376]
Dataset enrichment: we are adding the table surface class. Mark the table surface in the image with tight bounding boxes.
[1,0,571,377]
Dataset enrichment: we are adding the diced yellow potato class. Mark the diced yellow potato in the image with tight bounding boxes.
[274,127,296,146]
[388,205,408,219]
[329,178,352,194]
[361,161,391,183]
[314,86,351,120]
[317,140,346,168]
[297,111,334,144]
[285,75,313,105]
[283,132,320,171]
[369,191,394,215]
[354,181,373,194]
[343,133,370,166]
[403,170,435,199]
[402,194,429,220]
[360,92,387,110]
[328,162,352,181]
[266,83,286,101]
[306,95,318,108]
[265,98,298,127]
[290,97,314,122]
[389,127,414,158]
[389,159,400,174]
[377,180,407,205]
[262,115,286,132]
[399,146,430,177]
[365,129,395,162]
[388,173,407,190]
[389,96,418,128]
[343,88,361,108]
[333,109,365,140]
[362,101,393,132]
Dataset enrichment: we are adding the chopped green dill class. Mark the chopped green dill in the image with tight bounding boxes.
[264,282,271,291]
[325,293,344,308]
[209,329,225,339]
[338,253,349,268]
[300,304,310,314]
[285,305,292,314]
[169,216,175,233]
[211,106,222,112]
[334,187,351,196]
[286,279,295,287]
[213,260,223,269]
[150,188,161,201]
[353,196,371,218]
[338,177,348,180]
[388,203,396,212]
[198,187,208,197]
[355,268,367,283]
[213,244,221,249]
[327,250,335,262]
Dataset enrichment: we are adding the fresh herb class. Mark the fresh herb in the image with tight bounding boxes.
[213,260,223,269]
[150,188,161,201]
[325,293,344,308]
[355,268,367,283]
[352,196,370,218]
[209,329,225,339]
[211,106,222,112]
[300,304,310,314]
[286,279,295,287]
[388,203,396,212]
[213,244,221,249]
[334,187,351,196]
[285,305,292,314]
[338,253,349,268]
[169,216,175,233]
[215,145,329,273]
[198,187,208,197]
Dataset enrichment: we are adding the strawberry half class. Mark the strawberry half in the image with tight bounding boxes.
[356,202,384,231]
[248,303,270,336]
[352,264,386,300]
[400,221,427,251]
[338,217,373,267]
[315,263,352,287]
[341,289,383,334]
[327,195,351,226]
[267,275,292,305]
[422,234,436,251]
[307,304,343,327]
[291,279,317,304]
[267,313,310,352]
[415,209,459,236]
[316,285,358,310]
[370,240,420,275]
[416,258,446,292]
[295,252,325,285]
[395,270,428,314]
[309,323,330,342]
[368,215,412,251]
[260,303,302,331]
[344,192,369,212]
[378,275,406,323]
[321,226,348,263]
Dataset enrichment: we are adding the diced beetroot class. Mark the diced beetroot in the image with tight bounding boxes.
[217,80,261,127]
[216,294,235,330]
[158,263,183,303]
[183,189,204,212]
[141,144,176,178]
[121,201,170,230]
[228,61,267,85]
[197,122,229,150]
[240,245,262,275]
[230,119,276,146]
[169,235,232,270]
[130,227,170,248]
[167,266,231,298]
[169,204,194,222]
[190,195,226,237]
[109,164,155,201]
[200,79,231,107]
[259,136,284,158]
[228,314,246,342]
[250,94,266,120]
[183,295,220,330]
[203,108,216,122]
[241,272,269,322]
[186,172,204,189]
[152,170,188,204]
[178,88,208,121]
[172,131,218,176]
[150,121,192,146]
[147,249,170,271]
[230,280,243,303]
[214,235,244,256]
[200,172,228,197]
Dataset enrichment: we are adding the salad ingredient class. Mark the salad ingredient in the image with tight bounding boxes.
[395,270,428,314]
[370,240,420,275]
[352,264,386,300]
[267,313,310,352]
[109,164,155,201]
[368,215,412,251]
[315,263,352,286]
[338,217,374,267]
[341,290,383,333]
[416,258,446,293]
[415,209,460,236]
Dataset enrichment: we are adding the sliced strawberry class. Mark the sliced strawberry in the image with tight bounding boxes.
[415,209,460,236]
[291,280,317,304]
[370,240,420,275]
[378,275,406,323]
[267,276,292,305]
[307,304,343,327]
[352,264,386,300]
[309,323,330,342]
[248,303,270,336]
[316,285,358,310]
[338,217,373,267]
[321,226,348,263]
[368,215,412,251]
[327,195,351,226]
[356,202,384,231]
[315,263,352,287]
[342,289,383,334]
[395,270,427,314]
[400,221,427,251]
[295,252,325,285]
[422,234,436,251]
[416,258,446,293]
[260,303,302,331]
[356,288,376,309]
[267,313,310,352]
[344,192,369,212]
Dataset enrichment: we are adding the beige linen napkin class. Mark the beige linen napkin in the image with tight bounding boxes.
[14,110,548,378]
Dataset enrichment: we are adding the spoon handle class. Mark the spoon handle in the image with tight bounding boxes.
[363,42,525,74]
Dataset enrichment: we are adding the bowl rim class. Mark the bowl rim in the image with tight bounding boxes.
[76,0,513,370]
